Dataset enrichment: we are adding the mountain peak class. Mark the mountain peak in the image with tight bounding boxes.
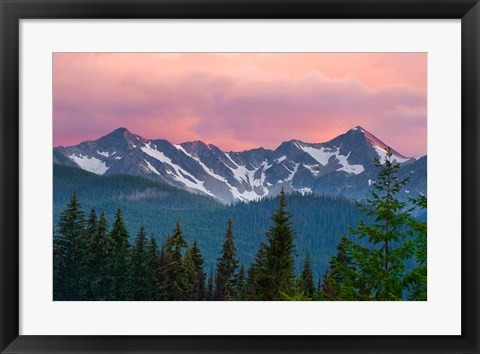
[187,140,209,148]
[108,127,132,135]
[115,127,129,133]
[349,125,366,132]
[344,125,407,158]
[102,127,135,139]
[95,127,147,149]
[347,125,371,134]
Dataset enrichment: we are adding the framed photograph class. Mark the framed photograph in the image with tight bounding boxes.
[1,0,478,353]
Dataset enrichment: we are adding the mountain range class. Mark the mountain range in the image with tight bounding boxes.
[53,126,427,204]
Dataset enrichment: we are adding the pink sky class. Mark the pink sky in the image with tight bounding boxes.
[53,53,427,156]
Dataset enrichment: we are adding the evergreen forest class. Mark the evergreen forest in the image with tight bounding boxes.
[53,150,427,301]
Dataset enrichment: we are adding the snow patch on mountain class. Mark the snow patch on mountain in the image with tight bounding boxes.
[97,151,111,157]
[301,146,364,175]
[286,163,299,181]
[301,146,335,166]
[142,143,214,197]
[298,187,312,195]
[230,186,263,202]
[175,144,228,183]
[336,151,365,174]
[144,159,161,175]
[70,154,109,175]
[373,146,410,164]
[223,155,270,195]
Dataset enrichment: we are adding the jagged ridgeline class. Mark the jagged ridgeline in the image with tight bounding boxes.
[53,164,365,277]
[53,126,427,205]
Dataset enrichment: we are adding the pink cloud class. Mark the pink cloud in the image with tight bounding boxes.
[53,53,427,156]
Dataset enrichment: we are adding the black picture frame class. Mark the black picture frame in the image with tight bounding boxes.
[1,0,479,353]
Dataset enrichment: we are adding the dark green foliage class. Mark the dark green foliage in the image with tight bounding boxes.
[86,210,115,300]
[184,240,207,301]
[110,208,132,300]
[130,226,150,300]
[53,192,87,300]
[299,252,315,299]
[323,149,425,301]
[158,222,189,300]
[206,272,214,301]
[255,189,296,300]
[156,243,167,298]
[86,208,98,237]
[146,236,161,300]
[320,236,360,300]
[246,243,267,300]
[234,265,248,301]
[404,195,427,300]
[215,219,239,300]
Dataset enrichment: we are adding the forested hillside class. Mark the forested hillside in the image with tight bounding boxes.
[54,164,364,277]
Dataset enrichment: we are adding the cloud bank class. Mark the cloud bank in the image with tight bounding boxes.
[53,53,427,156]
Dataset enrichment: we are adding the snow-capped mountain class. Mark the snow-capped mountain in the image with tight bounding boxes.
[53,126,427,204]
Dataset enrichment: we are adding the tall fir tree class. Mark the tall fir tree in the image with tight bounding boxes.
[86,208,98,237]
[159,221,188,300]
[329,149,416,300]
[256,189,296,300]
[130,226,150,300]
[145,235,160,300]
[215,218,239,300]
[299,251,315,299]
[246,243,267,300]
[184,240,207,300]
[53,192,87,300]
[87,210,115,300]
[320,235,359,300]
[404,194,427,300]
[206,271,214,301]
[110,208,132,300]
[156,242,167,300]
[82,207,99,298]
[234,265,247,300]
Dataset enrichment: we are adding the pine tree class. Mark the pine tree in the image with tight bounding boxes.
[110,208,132,300]
[145,235,160,300]
[234,265,247,300]
[206,271,214,301]
[82,208,98,298]
[215,218,239,300]
[320,236,359,300]
[130,226,150,300]
[299,252,315,299]
[156,242,167,300]
[257,189,296,300]
[159,221,188,300]
[404,195,427,300]
[86,208,98,237]
[53,192,87,300]
[317,276,323,299]
[184,240,207,300]
[330,149,416,300]
[87,210,115,300]
[247,243,267,300]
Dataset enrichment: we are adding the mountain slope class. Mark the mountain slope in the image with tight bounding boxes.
[53,126,426,203]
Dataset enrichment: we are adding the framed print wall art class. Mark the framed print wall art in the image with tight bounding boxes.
[0,0,479,353]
